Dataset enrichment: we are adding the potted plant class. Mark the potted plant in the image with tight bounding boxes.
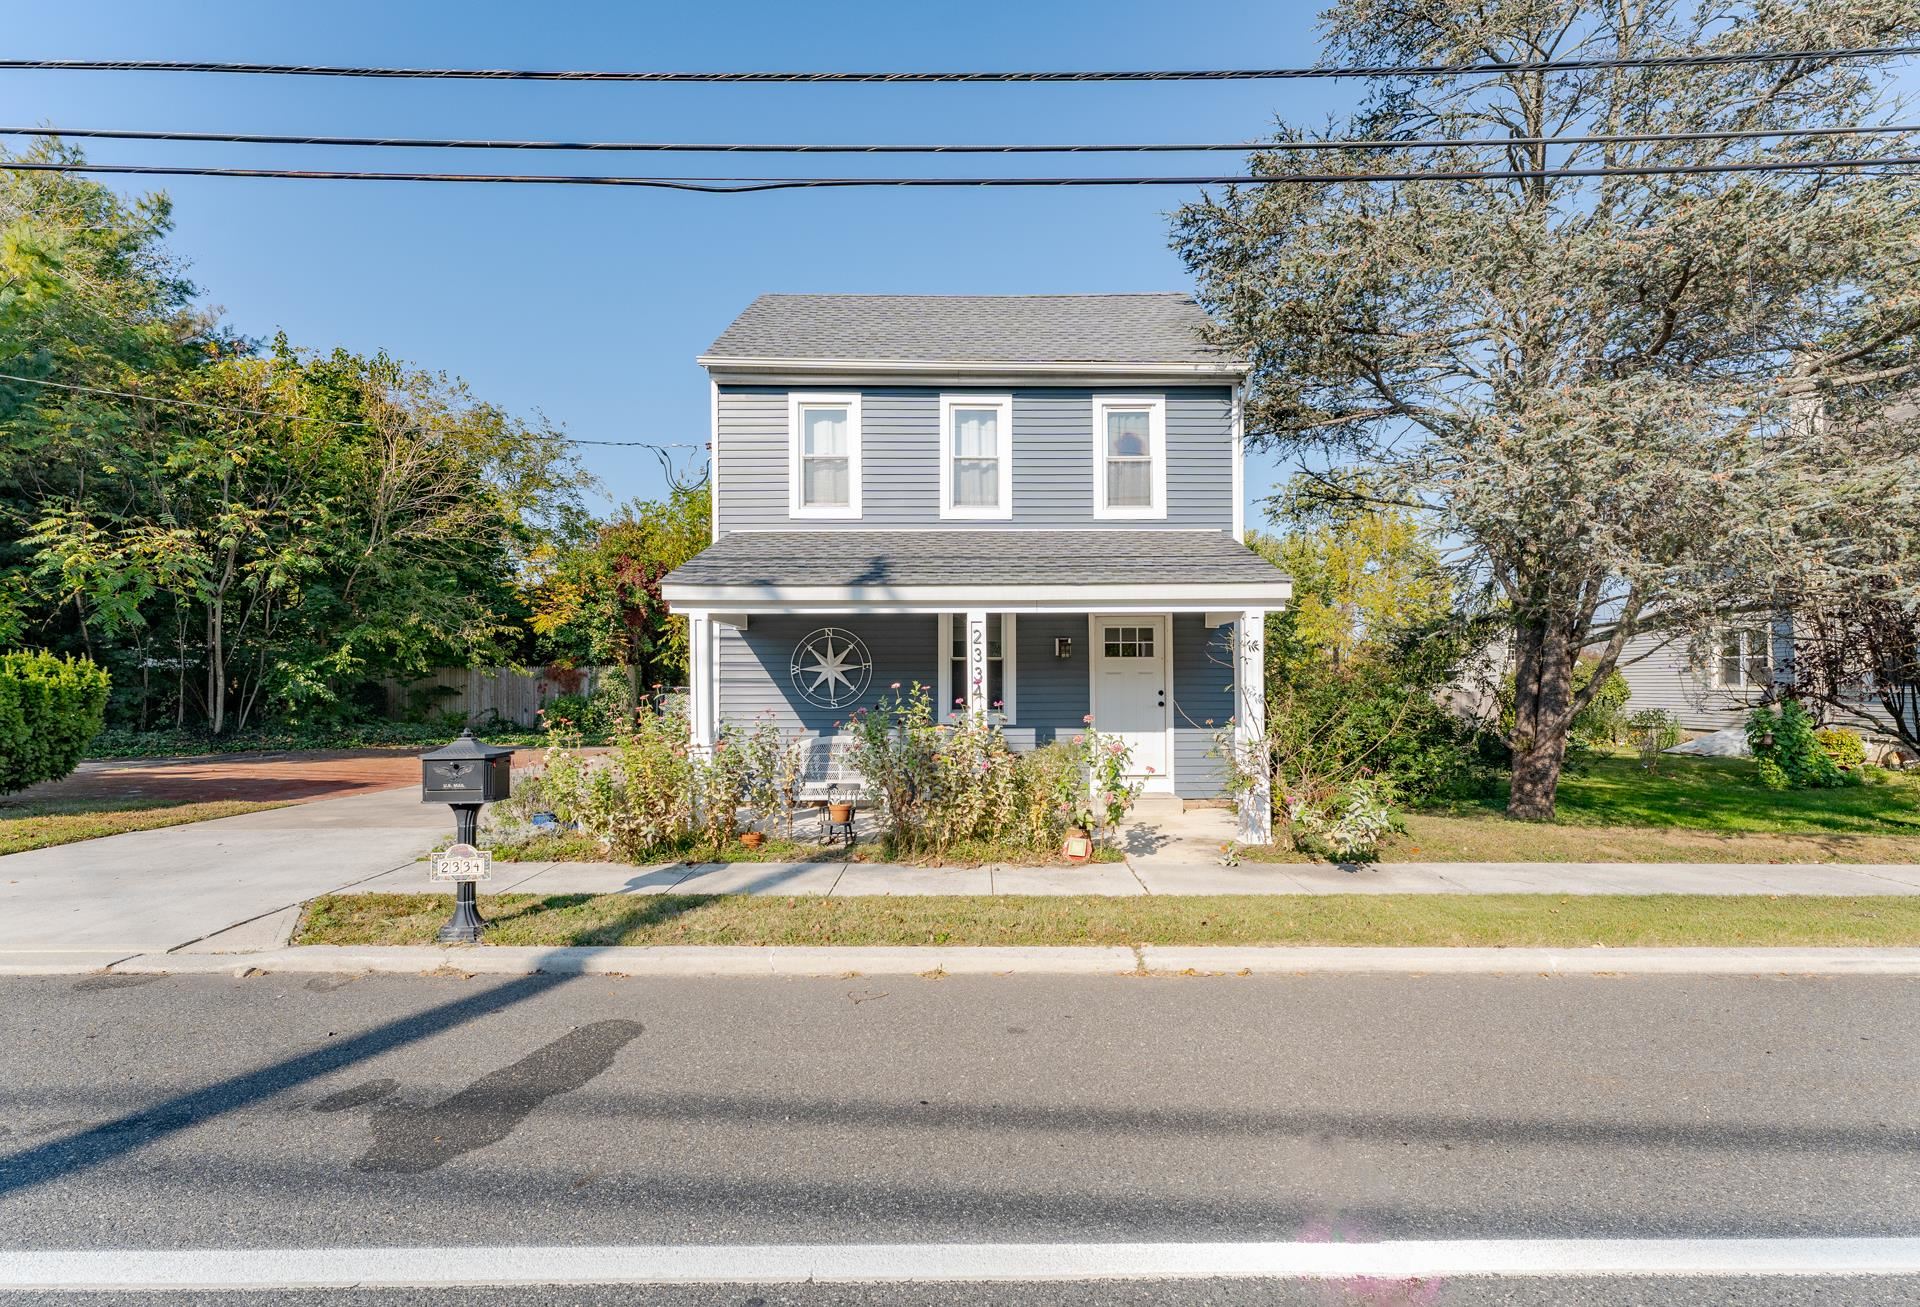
[739,828,766,850]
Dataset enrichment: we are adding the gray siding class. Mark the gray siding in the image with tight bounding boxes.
[1014,613,1090,745]
[1172,614,1235,798]
[718,615,939,734]
[717,611,1235,797]
[715,385,1234,534]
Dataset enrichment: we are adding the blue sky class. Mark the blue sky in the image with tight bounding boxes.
[1,0,1354,519]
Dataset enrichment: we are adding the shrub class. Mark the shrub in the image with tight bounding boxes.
[1282,773,1398,862]
[1625,708,1683,768]
[1813,727,1867,771]
[847,684,1140,858]
[1569,667,1632,747]
[0,651,111,794]
[1747,700,1852,789]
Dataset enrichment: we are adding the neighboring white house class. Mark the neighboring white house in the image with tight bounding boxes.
[1618,619,1916,761]
[659,293,1294,841]
[1615,622,1791,733]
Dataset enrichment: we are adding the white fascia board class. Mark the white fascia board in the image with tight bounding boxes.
[699,355,1249,379]
[665,579,1293,615]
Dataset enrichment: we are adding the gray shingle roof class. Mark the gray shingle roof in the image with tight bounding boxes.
[663,530,1289,590]
[701,294,1239,369]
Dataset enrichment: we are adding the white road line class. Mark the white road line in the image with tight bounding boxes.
[3,1239,1919,1290]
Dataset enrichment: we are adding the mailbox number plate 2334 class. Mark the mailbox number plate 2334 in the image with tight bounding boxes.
[431,843,492,882]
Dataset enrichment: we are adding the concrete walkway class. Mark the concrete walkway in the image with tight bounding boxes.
[344,854,1920,898]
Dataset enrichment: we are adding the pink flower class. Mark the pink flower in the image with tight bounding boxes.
[1108,741,1125,755]
[1145,765,1155,773]
[890,681,901,690]
[1072,734,1085,746]
[1082,714,1095,725]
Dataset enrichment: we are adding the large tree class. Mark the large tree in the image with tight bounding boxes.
[1176,0,1920,818]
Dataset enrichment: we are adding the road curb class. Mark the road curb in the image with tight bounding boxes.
[5,943,1920,979]
[1144,945,1920,975]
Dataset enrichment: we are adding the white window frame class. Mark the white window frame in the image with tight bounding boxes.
[787,392,863,519]
[1092,394,1168,520]
[1709,627,1773,691]
[936,612,1017,721]
[937,393,1014,520]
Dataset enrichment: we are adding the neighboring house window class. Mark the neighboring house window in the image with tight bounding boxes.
[937,614,1017,718]
[1713,628,1773,690]
[939,394,1013,519]
[788,392,862,518]
[1092,395,1167,519]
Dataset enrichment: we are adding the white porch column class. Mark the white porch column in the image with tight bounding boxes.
[688,611,715,750]
[1234,609,1271,844]
[964,610,990,717]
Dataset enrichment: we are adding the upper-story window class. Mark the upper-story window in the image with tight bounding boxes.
[1092,395,1167,520]
[787,392,862,518]
[939,394,1013,520]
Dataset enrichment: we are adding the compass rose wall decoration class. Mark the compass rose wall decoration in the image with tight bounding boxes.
[789,627,874,709]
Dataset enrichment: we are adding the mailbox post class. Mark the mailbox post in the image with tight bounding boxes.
[419,729,514,944]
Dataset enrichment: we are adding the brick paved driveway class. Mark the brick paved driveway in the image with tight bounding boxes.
[11,748,539,806]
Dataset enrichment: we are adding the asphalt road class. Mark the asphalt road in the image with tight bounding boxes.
[1,971,1916,1304]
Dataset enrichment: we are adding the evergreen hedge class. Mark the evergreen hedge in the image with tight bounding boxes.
[0,651,111,794]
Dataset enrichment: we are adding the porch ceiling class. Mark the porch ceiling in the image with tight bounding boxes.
[661,529,1293,614]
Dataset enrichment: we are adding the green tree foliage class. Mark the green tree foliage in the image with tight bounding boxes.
[1175,1,1920,820]
[2,144,592,733]
[528,484,711,689]
[0,650,109,792]
[1248,496,1490,807]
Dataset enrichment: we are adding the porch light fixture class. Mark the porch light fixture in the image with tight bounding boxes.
[1054,637,1073,659]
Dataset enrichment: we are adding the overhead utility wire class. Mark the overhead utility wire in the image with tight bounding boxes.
[0,371,700,448]
[5,154,1916,192]
[3,45,1917,82]
[8,121,1915,154]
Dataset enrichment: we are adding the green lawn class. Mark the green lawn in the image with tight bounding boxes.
[1439,752,1920,835]
[0,797,286,855]
[297,891,1920,949]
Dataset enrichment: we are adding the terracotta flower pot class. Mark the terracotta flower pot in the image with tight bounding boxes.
[1062,826,1093,864]
[828,801,854,824]
[740,830,766,850]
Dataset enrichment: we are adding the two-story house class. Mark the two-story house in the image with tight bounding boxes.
[660,293,1292,841]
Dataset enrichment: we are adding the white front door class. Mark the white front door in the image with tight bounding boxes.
[1090,615,1171,792]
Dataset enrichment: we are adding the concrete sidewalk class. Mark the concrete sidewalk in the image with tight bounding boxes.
[342,854,1920,898]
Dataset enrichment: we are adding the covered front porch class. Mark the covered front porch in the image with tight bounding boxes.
[661,530,1291,842]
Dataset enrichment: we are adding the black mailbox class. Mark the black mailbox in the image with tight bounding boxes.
[420,729,514,805]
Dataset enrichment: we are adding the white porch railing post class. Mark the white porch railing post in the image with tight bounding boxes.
[965,611,990,717]
[688,611,715,751]
[1235,609,1271,844]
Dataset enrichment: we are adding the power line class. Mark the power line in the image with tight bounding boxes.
[5,154,1917,193]
[0,370,701,449]
[7,121,1915,154]
[3,46,1915,82]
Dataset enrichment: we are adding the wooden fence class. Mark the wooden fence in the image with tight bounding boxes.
[382,665,625,728]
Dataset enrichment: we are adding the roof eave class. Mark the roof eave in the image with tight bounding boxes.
[697,354,1250,378]
[663,579,1293,614]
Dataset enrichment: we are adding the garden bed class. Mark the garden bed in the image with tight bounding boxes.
[297,891,1920,949]
[473,833,1126,867]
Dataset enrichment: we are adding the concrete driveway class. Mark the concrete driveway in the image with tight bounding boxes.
[0,787,446,964]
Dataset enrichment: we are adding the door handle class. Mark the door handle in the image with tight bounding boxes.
[1157,690,1166,707]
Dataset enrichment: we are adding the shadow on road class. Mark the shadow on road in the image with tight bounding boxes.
[0,972,572,1199]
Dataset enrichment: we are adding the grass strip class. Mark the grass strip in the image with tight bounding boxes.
[0,799,286,855]
[297,892,1920,950]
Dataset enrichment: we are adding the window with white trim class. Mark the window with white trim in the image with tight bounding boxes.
[1712,628,1772,690]
[787,393,862,518]
[936,614,1017,719]
[1092,395,1167,519]
[939,394,1013,519]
